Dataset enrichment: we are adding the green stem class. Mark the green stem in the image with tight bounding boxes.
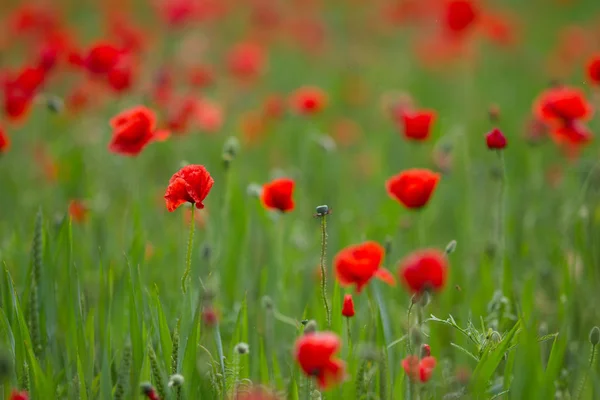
[575,343,597,400]
[181,206,196,294]
[319,215,331,328]
[345,317,352,351]
[214,324,227,399]
[497,152,509,295]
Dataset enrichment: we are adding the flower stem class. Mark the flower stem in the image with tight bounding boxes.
[345,317,352,350]
[181,206,196,294]
[497,152,509,295]
[319,215,331,329]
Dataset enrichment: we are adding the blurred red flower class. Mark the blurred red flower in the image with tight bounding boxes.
[164,164,214,212]
[109,106,166,156]
[263,94,285,119]
[342,294,355,317]
[0,127,10,154]
[399,109,436,141]
[3,65,46,122]
[294,332,345,389]
[334,241,395,293]
[402,355,437,382]
[261,178,295,212]
[587,55,600,85]
[187,64,214,88]
[444,0,478,35]
[290,86,327,115]
[231,386,280,400]
[227,42,267,81]
[68,200,88,223]
[83,42,122,75]
[399,249,448,293]
[9,390,29,400]
[485,128,507,150]
[534,86,593,123]
[386,169,441,209]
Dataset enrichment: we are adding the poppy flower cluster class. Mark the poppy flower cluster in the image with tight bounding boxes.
[294,332,345,389]
[533,86,594,157]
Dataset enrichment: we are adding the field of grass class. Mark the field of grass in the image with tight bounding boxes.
[1,0,600,399]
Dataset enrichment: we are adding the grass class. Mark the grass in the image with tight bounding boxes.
[1,0,600,399]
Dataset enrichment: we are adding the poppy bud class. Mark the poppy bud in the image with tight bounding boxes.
[201,306,218,327]
[222,136,240,168]
[486,128,507,150]
[261,296,274,311]
[46,94,64,114]
[445,240,457,255]
[420,344,431,358]
[341,294,355,317]
[234,342,250,354]
[488,104,500,122]
[315,204,329,216]
[303,320,318,334]
[168,374,185,387]
[589,326,600,346]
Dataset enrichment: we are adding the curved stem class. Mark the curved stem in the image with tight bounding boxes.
[182,206,196,294]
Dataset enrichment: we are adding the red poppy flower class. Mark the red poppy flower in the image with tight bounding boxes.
[334,241,396,293]
[164,164,214,212]
[444,0,478,35]
[386,169,441,209]
[227,42,267,81]
[399,109,436,141]
[263,94,285,119]
[0,127,10,153]
[232,387,280,400]
[261,178,295,212]
[187,64,214,88]
[107,58,134,93]
[402,355,437,382]
[290,86,327,115]
[166,96,200,134]
[294,332,345,389]
[399,249,448,293]
[3,66,45,122]
[485,128,507,150]
[109,106,167,156]
[341,294,355,317]
[9,390,29,400]
[534,86,593,124]
[195,99,223,133]
[68,200,88,223]
[587,55,600,85]
[83,42,122,75]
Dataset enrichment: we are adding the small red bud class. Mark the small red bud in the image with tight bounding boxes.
[420,343,431,357]
[342,294,355,317]
[486,128,507,150]
[202,306,218,327]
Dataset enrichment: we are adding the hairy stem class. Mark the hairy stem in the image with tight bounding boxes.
[319,215,331,328]
[182,207,196,294]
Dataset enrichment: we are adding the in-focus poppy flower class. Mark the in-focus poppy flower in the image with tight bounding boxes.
[341,294,355,317]
[68,200,88,223]
[227,42,267,81]
[164,164,214,212]
[9,390,29,400]
[586,55,600,85]
[109,106,167,156]
[290,86,327,115]
[444,0,478,35]
[334,241,396,293]
[402,355,437,382]
[386,169,441,209]
[399,109,436,141]
[83,42,122,75]
[534,86,593,124]
[486,128,507,149]
[260,178,295,212]
[0,128,10,154]
[398,249,448,293]
[294,332,345,389]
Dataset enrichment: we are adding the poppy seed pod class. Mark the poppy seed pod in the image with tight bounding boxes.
[234,342,250,354]
[168,374,185,387]
[46,94,64,113]
[315,204,329,216]
[304,320,318,334]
